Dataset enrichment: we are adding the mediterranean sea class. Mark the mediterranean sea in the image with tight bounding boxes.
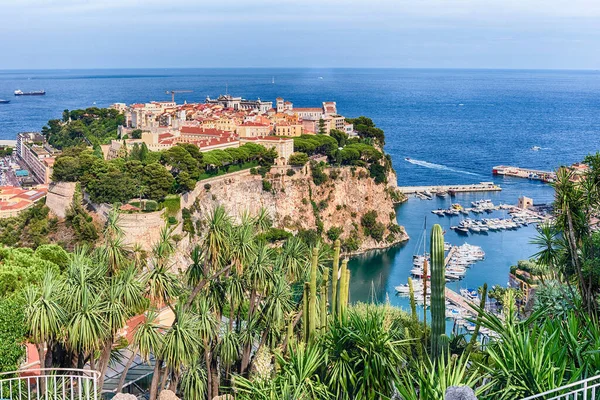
[1,68,599,307]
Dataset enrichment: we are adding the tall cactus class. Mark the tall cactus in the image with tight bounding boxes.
[430,224,446,359]
[467,283,488,353]
[303,282,310,342]
[331,239,341,317]
[320,267,329,330]
[308,247,319,343]
[337,259,349,320]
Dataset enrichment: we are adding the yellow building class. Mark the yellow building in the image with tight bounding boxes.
[274,123,303,137]
[237,122,271,138]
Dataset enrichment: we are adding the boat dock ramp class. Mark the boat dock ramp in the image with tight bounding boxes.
[398,182,502,197]
[492,165,556,183]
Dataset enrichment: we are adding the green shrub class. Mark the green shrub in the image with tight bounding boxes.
[258,166,270,177]
[311,162,328,186]
[343,235,361,252]
[370,222,385,242]
[286,169,296,176]
[162,195,181,215]
[369,163,387,184]
[326,226,343,241]
[298,229,320,247]
[262,179,273,192]
[257,228,292,243]
[288,152,309,166]
[204,183,211,191]
[388,224,403,234]
[145,200,158,212]
[168,216,177,225]
[250,168,258,175]
[318,200,328,211]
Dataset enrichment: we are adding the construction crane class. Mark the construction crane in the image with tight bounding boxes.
[166,90,193,103]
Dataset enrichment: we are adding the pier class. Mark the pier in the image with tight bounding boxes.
[397,182,501,195]
[492,165,556,183]
[445,287,477,317]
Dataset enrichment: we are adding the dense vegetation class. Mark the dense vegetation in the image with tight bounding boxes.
[5,148,600,399]
[42,108,125,149]
[18,110,600,399]
[52,142,276,204]
[291,118,392,185]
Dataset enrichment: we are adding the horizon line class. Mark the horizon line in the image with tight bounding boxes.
[0,66,599,73]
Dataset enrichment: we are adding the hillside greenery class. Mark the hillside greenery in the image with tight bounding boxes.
[52,142,276,204]
[42,108,125,149]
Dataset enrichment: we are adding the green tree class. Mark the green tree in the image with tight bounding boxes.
[288,152,309,166]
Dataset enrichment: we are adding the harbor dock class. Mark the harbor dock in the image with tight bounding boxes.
[492,165,556,183]
[398,182,501,195]
[445,287,477,317]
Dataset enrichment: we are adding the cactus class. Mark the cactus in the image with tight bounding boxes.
[303,282,310,342]
[467,283,488,353]
[331,239,341,317]
[430,224,446,360]
[320,267,329,330]
[337,259,348,321]
[341,268,351,318]
[308,247,319,343]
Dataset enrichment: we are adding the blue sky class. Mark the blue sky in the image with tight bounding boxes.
[1,0,599,69]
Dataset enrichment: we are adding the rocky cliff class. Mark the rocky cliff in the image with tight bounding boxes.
[185,165,408,253]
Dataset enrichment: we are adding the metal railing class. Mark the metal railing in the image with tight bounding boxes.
[0,368,99,400]
[521,374,600,400]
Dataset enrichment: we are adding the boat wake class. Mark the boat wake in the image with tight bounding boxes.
[405,158,481,177]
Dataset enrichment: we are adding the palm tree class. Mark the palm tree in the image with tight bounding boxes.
[185,206,232,309]
[254,207,273,233]
[276,236,308,281]
[24,270,65,370]
[101,207,127,274]
[97,265,148,391]
[531,222,562,282]
[241,242,274,374]
[116,310,163,392]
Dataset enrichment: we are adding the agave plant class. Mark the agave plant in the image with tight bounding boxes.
[396,352,488,400]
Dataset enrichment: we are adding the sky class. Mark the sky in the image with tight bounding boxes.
[1,0,599,70]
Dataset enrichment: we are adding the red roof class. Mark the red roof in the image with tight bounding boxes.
[241,122,269,127]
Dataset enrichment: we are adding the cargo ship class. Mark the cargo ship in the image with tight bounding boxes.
[14,90,46,96]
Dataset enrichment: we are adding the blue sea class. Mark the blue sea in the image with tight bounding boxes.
[1,68,599,306]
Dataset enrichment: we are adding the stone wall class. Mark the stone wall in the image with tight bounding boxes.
[46,181,76,218]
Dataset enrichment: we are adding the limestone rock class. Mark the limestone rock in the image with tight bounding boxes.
[158,389,180,400]
[181,166,408,256]
[112,394,137,400]
[445,386,478,400]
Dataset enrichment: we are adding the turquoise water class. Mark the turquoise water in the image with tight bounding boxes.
[1,68,598,306]
[348,178,555,306]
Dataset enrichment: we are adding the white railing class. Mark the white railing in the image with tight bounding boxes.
[0,368,99,400]
[521,374,600,400]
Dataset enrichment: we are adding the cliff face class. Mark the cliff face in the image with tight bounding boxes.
[186,165,408,253]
